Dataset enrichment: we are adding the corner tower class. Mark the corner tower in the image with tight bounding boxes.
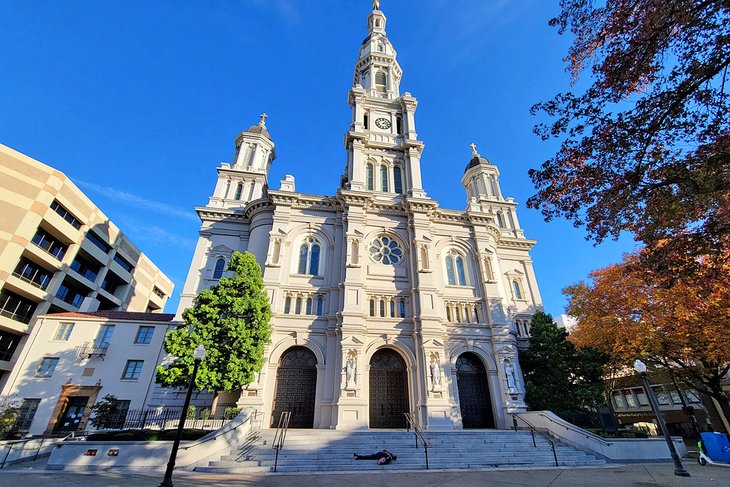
[342,4,426,199]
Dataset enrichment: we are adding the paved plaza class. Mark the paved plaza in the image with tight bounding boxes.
[1,463,729,487]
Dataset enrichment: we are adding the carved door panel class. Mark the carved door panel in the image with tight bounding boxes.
[271,347,317,428]
[369,349,408,429]
[456,353,495,429]
[56,396,89,432]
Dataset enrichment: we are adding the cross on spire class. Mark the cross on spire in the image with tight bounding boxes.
[470,143,479,156]
[258,113,268,126]
[373,0,380,10]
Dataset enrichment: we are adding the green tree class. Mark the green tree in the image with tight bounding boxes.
[156,251,272,410]
[519,312,608,421]
[89,394,120,429]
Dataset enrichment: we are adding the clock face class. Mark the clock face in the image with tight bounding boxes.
[375,118,392,129]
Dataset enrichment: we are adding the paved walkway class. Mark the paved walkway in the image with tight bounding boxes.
[1,463,729,487]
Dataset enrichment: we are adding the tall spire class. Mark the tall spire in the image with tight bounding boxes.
[354,4,403,99]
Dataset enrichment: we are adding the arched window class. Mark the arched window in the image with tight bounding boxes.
[377,43,384,52]
[456,306,462,322]
[380,165,388,192]
[306,297,313,315]
[369,298,375,317]
[379,299,385,317]
[366,163,374,190]
[375,71,387,92]
[212,258,226,279]
[234,183,243,200]
[445,250,468,286]
[284,296,292,314]
[297,237,321,275]
[446,306,452,322]
[396,116,402,134]
[399,299,406,318]
[390,300,395,318]
[393,166,403,193]
[369,236,403,265]
[364,113,370,129]
[316,296,324,315]
[513,279,523,300]
[489,176,498,197]
[295,297,302,314]
[474,307,480,323]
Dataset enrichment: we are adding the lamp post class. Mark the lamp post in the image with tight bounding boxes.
[160,344,206,487]
[633,360,690,477]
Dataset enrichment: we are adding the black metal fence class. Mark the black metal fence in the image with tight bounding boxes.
[97,407,240,431]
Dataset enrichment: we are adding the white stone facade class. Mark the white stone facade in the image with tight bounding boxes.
[177,6,542,430]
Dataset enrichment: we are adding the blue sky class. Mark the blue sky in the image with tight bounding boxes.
[0,0,635,316]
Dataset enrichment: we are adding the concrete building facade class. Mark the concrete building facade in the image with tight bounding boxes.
[0,144,173,393]
[176,5,543,431]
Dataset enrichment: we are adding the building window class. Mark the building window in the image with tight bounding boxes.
[379,299,385,317]
[369,298,376,317]
[623,390,638,408]
[101,272,123,295]
[94,324,115,349]
[50,200,82,229]
[390,300,395,318]
[70,254,101,282]
[380,165,388,192]
[0,329,22,362]
[445,251,468,286]
[305,298,313,315]
[375,71,387,92]
[85,231,112,253]
[107,399,131,429]
[56,280,87,308]
[446,307,452,322]
[284,296,292,314]
[369,236,403,265]
[152,286,165,299]
[36,357,59,378]
[14,398,41,432]
[134,326,154,344]
[366,163,374,190]
[297,238,321,275]
[121,360,144,380]
[393,166,403,193]
[512,279,524,300]
[0,289,38,324]
[295,297,302,314]
[396,116,402,134]
[399,299,406,318]
[31,228,67,260]
[364,113,370,130]
[316,296,324,315]
[113,254,134,273]
[212,258,226,279]
[234,183,243,200]
[496,212,505,228]
[633,387,650,406]
[611,391,626,409]
[54,323,75,341]
[13,257,54,289]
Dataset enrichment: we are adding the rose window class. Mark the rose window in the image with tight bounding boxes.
[369,236,403,265]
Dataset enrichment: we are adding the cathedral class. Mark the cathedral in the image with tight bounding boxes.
[177,4,542,431]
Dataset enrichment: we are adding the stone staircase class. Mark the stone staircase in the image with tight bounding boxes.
[195,428,607,473]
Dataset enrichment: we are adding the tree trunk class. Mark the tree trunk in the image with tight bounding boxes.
[211,392,220,416]
[712,393,730,434]
[699,391,728,434]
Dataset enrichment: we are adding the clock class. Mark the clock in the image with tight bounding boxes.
[375,118,392,129]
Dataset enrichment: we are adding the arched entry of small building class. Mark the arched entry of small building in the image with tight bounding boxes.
[271,346,317,428]
[456,352,495,428]
[369,348,409,428]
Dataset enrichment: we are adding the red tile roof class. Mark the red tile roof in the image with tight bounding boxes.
[44,311,176,322]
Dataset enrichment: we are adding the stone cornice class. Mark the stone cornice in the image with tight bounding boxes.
[195,206,246,223]
[498,237,537,250]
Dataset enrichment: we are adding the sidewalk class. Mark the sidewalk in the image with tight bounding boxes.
[1,463,729,487]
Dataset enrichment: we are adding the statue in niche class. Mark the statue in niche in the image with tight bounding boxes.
[429,354,441,389]
[503,359,517,392]
[346,353,357,390]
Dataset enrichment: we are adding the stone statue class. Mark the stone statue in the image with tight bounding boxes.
[430,356,441,388]
[346,355,357,389]
[504,360,517,392]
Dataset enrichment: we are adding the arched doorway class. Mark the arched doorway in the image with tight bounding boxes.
[271,347,317,428]
[369,348,409,428]
[456,352,495,428]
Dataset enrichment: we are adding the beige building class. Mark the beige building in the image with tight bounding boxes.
[0,144,173,393]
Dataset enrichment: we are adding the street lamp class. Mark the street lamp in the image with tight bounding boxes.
[633,359,690,477]
[160,344,206,487]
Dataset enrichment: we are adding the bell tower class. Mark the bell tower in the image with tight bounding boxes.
[342,4,427,199]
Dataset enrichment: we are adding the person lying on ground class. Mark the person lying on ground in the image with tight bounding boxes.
[353,449,397,464]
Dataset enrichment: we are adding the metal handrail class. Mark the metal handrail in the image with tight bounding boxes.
[179,409,259,450]
[0,432,75,470]
[271,411,291,473]
[527,411,613,443]
[512,413,559,467]
[403,412,430,469]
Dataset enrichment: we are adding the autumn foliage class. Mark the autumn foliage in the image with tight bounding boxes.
[566,252,730,428]
[530,0,730,276]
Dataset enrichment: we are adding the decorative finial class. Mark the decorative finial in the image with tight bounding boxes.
[470,143,479,157]
[373,0,380,11]
[258,113,268,127]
